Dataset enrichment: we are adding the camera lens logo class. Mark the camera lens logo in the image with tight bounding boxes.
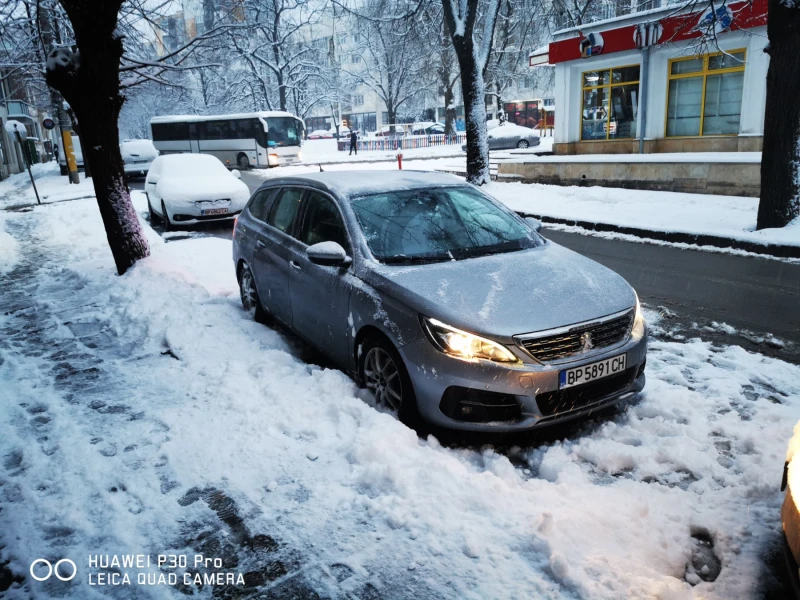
[30,559,77,582]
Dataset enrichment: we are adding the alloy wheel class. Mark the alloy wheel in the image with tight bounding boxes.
[239,266,258,315]
[517,139,529,149]
[363,347,403,411]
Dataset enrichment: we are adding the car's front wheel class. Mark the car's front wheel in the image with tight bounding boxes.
[146,193,159,223]
[161,201,173,231]
[361,335,418,423]
[516,139,530,149]
[238,263,267,323]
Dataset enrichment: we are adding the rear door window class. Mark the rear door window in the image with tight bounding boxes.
[248,189,277,222]
[267,188,303,235]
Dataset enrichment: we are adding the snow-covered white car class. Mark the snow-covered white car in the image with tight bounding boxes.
[120,139,159,178]
[307,129,334,140]
[145,154,250,230]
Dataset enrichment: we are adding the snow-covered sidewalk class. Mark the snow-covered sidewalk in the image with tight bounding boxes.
[1,185,800,599]
[485,181,800,250]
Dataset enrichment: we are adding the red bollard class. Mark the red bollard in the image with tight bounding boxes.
[397,153,403,170]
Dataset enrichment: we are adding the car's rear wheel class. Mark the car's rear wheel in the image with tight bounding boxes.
[237,153,250,169]
[516,139,530,149]
[161,201,173,231]
[238,263,267,323]
[361,335,418,424]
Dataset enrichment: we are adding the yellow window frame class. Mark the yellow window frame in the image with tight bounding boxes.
[580,64,640,142]
[665,48,746,138]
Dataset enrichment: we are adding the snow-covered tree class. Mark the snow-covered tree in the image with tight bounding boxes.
[347,0,435,132]
[442,0,502,185]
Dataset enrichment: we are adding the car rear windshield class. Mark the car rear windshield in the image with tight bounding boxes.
[350,186,542,263]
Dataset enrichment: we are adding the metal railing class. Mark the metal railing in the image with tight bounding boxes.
[337,133,467,152]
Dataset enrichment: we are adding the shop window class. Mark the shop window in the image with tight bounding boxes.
[581,65,640,141]
[666,50,745,137]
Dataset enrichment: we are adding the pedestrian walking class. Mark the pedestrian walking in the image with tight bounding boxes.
[349,130,358,156]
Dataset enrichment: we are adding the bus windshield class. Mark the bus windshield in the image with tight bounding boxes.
[266,117,302,147]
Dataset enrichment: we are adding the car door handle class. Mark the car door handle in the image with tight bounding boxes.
[256,240,266,249]
[289,260,302,271]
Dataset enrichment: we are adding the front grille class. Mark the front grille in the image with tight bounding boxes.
[535,366,638,417]
[518,311,633,362]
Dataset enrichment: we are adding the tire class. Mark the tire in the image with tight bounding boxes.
[360,335,419,425]
[516,139,530,149]
[161,201,173,231]
[146,194,159,223]
[237,153,250,169]
[238,263,267,323]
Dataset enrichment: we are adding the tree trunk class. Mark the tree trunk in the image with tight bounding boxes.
[453,47,490,185]
[47,0,150,275]
[444,85,457,136]
[758,0,800,229]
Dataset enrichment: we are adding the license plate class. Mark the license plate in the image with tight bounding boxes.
[559,354,626,389]
[201,208,228,216]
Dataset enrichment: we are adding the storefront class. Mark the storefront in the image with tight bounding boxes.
[545,0,767,154]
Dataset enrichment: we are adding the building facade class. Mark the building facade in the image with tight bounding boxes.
[546,0,767,154]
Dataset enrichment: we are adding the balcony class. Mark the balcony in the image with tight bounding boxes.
[6,100,36,119]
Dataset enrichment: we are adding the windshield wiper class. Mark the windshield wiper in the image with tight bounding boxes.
[381,255,452,265]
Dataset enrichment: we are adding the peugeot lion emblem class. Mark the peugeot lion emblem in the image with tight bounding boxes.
[580,332,594,351]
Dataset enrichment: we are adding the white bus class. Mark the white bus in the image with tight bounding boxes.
[150,111,304,168]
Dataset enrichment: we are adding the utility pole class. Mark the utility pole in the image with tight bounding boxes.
[37,1,80,183]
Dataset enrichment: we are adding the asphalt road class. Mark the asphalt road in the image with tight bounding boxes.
[131,172,800,362]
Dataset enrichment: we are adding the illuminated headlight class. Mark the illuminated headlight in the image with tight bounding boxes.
[631,291,645,339]
[297,150,303,160]
[422,317,519,363]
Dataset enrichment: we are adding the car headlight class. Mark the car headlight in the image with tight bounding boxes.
[631,291,645,339]
[422,317,519,363]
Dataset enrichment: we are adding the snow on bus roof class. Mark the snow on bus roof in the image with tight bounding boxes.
[150,111,301,124]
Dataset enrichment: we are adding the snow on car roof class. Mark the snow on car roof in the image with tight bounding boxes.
[257,170,467,199]
[150,111,300,124]
[155,153,230,177]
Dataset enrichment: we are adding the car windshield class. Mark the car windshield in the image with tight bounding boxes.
[163,155,229,178]
[266,117,301,147]
[350,186,542,263]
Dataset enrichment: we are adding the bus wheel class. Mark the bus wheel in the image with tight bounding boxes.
[237,153,250,169]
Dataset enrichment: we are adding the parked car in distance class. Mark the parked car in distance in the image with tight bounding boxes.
[232,171,647,432]
[58,132,84,175]
[410,122,446,135]
[332,126,351,139]
[375,124,406,137]
[120,139,159,178]
[308,130,334,140]
[462,122,541,152]
[145,153,250,230]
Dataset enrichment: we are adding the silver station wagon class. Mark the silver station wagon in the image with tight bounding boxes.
[232,171,647,432]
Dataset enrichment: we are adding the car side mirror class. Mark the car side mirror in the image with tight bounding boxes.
[525,217,543,233]
[231,169,241,179]
[306,242,351,267]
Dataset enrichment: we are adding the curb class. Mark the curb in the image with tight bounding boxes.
[515,212,800,259]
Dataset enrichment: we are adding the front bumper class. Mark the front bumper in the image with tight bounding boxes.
[399,328,647,432]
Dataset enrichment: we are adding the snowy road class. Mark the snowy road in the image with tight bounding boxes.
[1,183,799,598]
